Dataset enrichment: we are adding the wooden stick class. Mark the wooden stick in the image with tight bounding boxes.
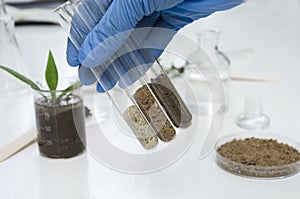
[231,75,279,83]
[0,128,37,163]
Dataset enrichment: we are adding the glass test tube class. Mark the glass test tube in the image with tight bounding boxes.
[54,0,192,149]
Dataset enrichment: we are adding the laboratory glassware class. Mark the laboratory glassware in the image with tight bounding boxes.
[33,86,86,158]
[0,0,28,94]
[236,95,270,130]
[185,29,230,114]
[215,133,300,179]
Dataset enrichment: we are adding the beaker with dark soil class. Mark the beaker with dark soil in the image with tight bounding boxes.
[33,86,86,158]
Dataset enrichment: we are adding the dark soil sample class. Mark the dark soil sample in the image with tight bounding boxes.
[150,74,192,128]
[134,84,176,142]
[216,137,300,178]
[35,95,86,158]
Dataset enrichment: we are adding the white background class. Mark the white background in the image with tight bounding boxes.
[1,0,300,198]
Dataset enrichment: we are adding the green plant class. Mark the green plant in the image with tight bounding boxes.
[165,64,185,78]
[0,50,81,103]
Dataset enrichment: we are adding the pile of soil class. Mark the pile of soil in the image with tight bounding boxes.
[216,137,300,178]
[217,138,300,166]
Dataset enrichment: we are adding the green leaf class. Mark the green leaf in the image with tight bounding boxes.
[45,51,58,91]
[57,81,81,101]
[0,65,40,90]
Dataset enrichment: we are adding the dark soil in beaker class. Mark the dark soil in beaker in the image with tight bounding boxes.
[34,95,86,158]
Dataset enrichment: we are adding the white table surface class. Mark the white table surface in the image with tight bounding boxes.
[1,0,300,198]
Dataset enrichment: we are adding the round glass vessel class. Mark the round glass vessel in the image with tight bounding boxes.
[215,133,300,179]
[33,86,86,158]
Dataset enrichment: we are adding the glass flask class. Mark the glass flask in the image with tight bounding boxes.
[0,0,28,94]
[185,29,230,114]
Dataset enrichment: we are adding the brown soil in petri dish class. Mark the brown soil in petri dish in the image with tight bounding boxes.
[217,138,300,166]
[35,95,86,158]
[217,137,300,178]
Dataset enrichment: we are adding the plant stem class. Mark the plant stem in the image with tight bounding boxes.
[51,92,56,104]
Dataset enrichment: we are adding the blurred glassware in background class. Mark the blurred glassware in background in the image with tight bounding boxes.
[0,1,34,149]
[236,95,270,130]
[0,0,28,94]
[184,29,230,114]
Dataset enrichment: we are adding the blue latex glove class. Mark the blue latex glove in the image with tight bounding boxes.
[67,0,244,92]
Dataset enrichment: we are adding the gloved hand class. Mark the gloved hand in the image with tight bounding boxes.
[67,0,244,92]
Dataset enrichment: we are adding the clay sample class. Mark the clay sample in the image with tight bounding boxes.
[123,105,158,149]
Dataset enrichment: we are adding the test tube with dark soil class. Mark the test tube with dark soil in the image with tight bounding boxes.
[34,94,86,158]
[150,74,192,128]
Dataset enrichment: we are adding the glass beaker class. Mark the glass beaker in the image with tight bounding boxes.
[185,29,230,114]
[0,0,28,94]
[33,86,86,158]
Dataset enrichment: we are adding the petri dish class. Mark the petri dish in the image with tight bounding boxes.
[215,133,300,179]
